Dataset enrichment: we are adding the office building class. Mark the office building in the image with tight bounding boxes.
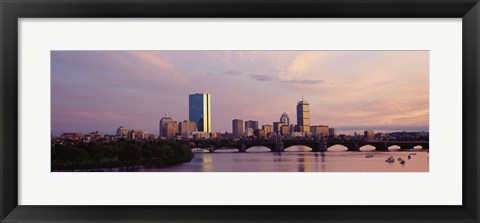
[329,127,336,138]
[262,124,273,135]
[281,125,291,136]
[273,121,285,134]
[289,124,295,134]
[291,132,305,138]
[245,120,259,130]
[311,125,329,137]
[191,131,210,139]
[179,120,196,135]
[210,132,222,139]
[254,129,265,138]
[159,114,178,139]
[280,112,290,126]
[245,128,254,137]
[129,129,147,140]
[61,132,84,140]
[116,126,128,138]
[364,130,375,140]
[189,93,211,133]
[296,99,310,132]
[232,119,243,138]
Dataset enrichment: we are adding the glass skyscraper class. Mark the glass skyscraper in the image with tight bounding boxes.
[189,93,211,133]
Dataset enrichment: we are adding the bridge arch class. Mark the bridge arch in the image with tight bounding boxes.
[213,147,241,152]
[413,145,423,149]
[388,145,401,150]
[245,146,272,152]
[359,144,376,151]
[284,145,313,152]
[327,144,348,151]
[191,148,210,152]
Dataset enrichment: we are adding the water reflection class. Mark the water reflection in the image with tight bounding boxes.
[320,152,326,171]
[273,152,282,162]
[297,154,305,172]
[201,154,213,172]
[99,146,429,172]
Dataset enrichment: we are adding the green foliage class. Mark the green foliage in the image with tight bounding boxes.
[52,140,193,171]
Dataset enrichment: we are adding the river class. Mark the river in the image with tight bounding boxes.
[107,146,429,172]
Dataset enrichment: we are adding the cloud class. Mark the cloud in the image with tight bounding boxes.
[249,74,277,81]
[206,70,242,76]
[248,74,323,85]
[267,67,324,85]
[127,51,174,72]
[224,70,242,75]
[279,79,324,84]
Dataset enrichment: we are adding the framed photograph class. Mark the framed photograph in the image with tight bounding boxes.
[1,0,479,222]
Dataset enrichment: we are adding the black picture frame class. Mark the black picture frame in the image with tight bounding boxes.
[1,0,479,222]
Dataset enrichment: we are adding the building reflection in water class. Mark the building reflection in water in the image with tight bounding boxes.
[273,151,282,162]
[201,154,213,172]
[297,153,315,172]
[320,152,326,171]
[297,154,305,172]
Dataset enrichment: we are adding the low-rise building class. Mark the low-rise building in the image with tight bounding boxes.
[311,125,329,137]
[254,129,265,138]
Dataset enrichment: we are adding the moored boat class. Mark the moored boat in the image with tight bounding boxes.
[385,156,395,163]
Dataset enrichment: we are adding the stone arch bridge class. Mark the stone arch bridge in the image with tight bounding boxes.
[190,139,429,152]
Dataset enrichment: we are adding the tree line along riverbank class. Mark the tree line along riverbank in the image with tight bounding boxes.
[51,140,194,171]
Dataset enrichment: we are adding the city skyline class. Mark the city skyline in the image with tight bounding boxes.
[51,50,429,135]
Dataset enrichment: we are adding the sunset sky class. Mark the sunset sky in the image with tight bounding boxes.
[51,51,429,135]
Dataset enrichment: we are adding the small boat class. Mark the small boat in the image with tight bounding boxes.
[408,155,411,159]
[400,160,406,165]
[409,152,417,155]
[365,153,374,158]
[385,156,395,163]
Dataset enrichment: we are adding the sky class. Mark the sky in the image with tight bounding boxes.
[51,51,429,135]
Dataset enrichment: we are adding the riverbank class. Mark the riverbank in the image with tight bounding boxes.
[51,140,193,171]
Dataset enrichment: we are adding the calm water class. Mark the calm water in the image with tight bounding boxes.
[108,146,429,172]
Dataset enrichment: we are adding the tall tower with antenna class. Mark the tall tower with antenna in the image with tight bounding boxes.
[296,97,310,132]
